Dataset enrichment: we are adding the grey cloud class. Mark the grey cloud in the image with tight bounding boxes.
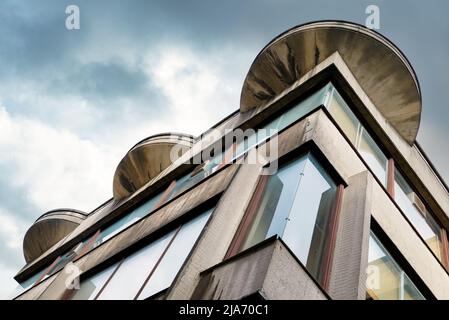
[0,0,449,298]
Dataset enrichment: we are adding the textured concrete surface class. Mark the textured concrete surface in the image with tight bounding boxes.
[191,239,327,300]
[23,209,87,263]
[240,21,421,144]
[113,133,195,201]
[328,171,373,300]
[167,158,263,299]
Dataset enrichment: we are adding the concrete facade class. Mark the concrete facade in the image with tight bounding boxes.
[11,21,449,300]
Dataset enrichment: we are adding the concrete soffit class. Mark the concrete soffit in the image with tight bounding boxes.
[240,21,422,145]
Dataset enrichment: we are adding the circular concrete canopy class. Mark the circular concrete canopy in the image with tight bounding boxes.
[113,133,195,201]
[240,21,422,145]
[23,209,87,263]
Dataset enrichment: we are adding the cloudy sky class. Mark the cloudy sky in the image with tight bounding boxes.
[0,0,448,298]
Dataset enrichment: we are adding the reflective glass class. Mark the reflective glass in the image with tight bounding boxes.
[282,156,337,271]
[241,156,307,250]
[327,88,359,144]
[326,86,388,186]
[358,128,387,185]
[394,171,442,261]
[240,154,337,284]
[233,85,329,163]
[367,233,424,300]
[70,262,118,300]
[96,192,163,245]
[137,208,212,299]
[96,231,175,300]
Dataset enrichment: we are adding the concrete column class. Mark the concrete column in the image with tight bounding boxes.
[167,160,264,299]
[328,171,373,300]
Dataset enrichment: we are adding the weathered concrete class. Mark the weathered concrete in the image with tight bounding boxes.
[328,171,373,300]
[113,133,195,201]
[371,181,449,299]
[167,157,263,299]
[23,209,87,263]
[15,274,57,300]
[191,239,328,300]
[240,21,421,144]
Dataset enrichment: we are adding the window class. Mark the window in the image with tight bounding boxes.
[95,191,163,246]
[394,170,443,262]
[68,207,213,300]
[17,82,344,292]
[70,262,119,300]
[231,153,340,286]
[137,211,211,299]
[206,85,330,175]
[327,86,388,185]
[367,232,425,300]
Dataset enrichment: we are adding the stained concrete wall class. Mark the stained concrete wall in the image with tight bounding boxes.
[191,239,327,300]
[328,171,373,300]
[15,98,449,300]
[167,155,263,299]
[371,180,449,299]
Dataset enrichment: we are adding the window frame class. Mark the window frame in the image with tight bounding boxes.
[386,162,449,271]
[62,201,217,300]
[368,219,435,300]
[323,81,449,275]
[225,145,345,290]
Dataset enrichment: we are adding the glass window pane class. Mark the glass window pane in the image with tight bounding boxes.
[241,156,307,251]
[276,84,329,131]
[96,192,163,246]
[367,233,424,300]
[137,209,212,299]
[167,172,192,200]
[233,84,329,162]
[326,84,388,187]
[358,128,387,185]
[171,170,207,199]
[327,89,360,144]
[239,153,337,284]
[96,231,175,300]
[70,262,118,300]
[394,171,442,261]
[11,271,43,298]
[281,156,337,278]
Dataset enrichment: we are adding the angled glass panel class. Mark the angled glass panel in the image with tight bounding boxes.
[11,271,43,298]
[96,231,175,300]
[367,232,424,300]
[239,153,337,284]
[358,128,387,185]
[70,262,118,300]
[394,170,442,261]
[96,191,163,245]
[326,85,388,186]
[327,88,360,144]
[137,208,212,299]
[282,156,337,269]
[241,156,307,251]
[233,84,329,163]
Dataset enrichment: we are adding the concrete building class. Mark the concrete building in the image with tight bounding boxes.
[12,21,449,300]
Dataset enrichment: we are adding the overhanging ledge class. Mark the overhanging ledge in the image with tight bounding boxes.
[240,20,422,145]
[113,133,195,201]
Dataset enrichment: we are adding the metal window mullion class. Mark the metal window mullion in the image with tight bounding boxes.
[134,226,182,300]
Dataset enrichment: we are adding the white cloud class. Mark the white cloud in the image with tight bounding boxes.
[0,260,21,299]
[0,208,29,299]
[143,45,243,136]
[0,208,26,250]
[0,43,251,299]
[0,106,120,213]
